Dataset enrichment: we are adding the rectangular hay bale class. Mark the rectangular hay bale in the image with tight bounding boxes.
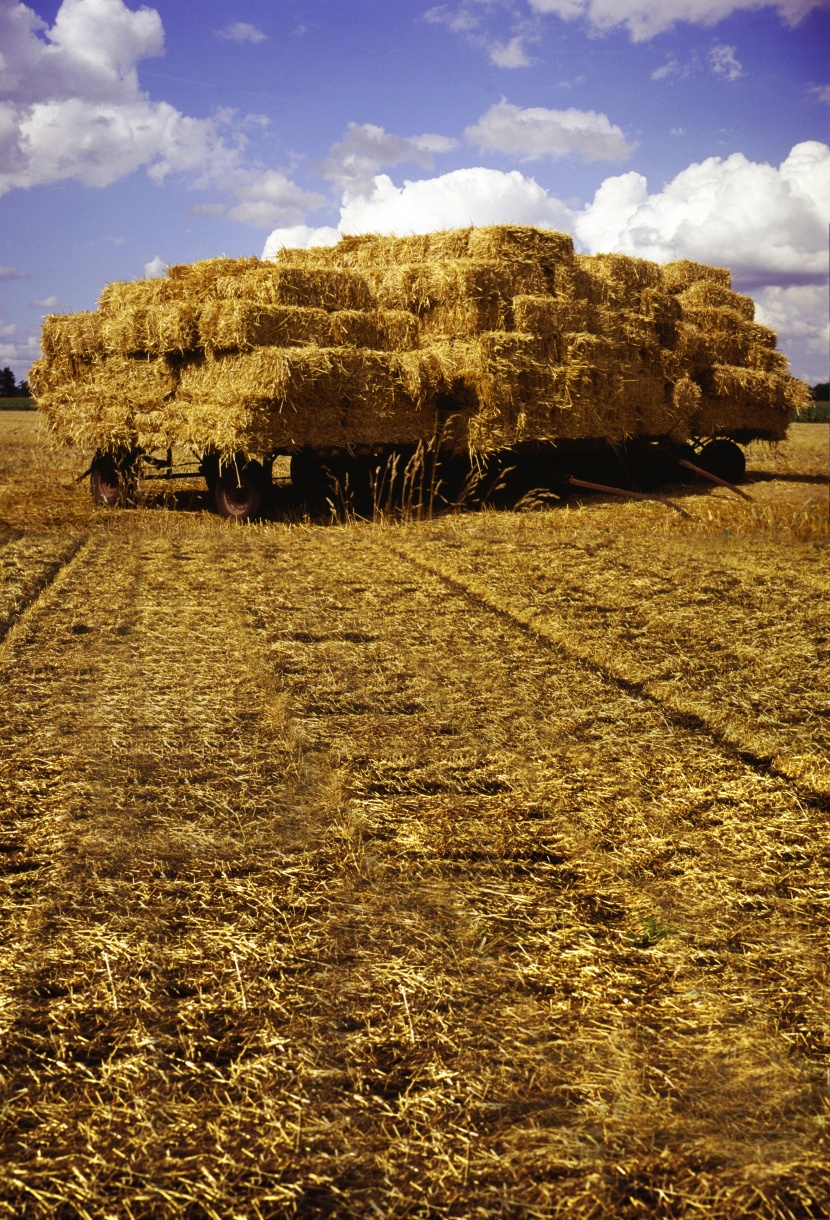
[176,345,437,452]
[680,307,754,367]
[102,303,201,355]
[576,253,663,309]
[511,296,564,359]
[678,280,755,320]
[28,352,100,396]
[199,301,330,351]
[367,260,545,337]
[661,259,731,294]
[98,278,181,314]
[215,266,373,312]
[692,364,797,437]
[37,355,179,451]
[165,256,262,295]
[41,312,105,360]
[329,309,420,351]
[467,225,574,267]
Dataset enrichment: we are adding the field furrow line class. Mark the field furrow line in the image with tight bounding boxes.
[0,527,22,556]
[0,533,89,649]
[388,539,830,807]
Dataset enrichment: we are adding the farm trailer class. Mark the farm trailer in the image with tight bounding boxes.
[31,225,809,519]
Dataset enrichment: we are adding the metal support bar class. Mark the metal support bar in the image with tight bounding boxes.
[660,449,753,502]
[141,471,207,481]
[567,476,693,519]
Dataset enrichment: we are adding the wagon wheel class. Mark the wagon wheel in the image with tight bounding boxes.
[697,439,747,485]
[213,457,268,521]
[90,450,137,507]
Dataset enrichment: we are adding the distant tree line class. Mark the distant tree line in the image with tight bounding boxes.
[0,368,30,397]
[812,382,829,402]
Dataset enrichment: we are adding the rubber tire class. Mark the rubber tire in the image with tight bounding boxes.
[213,458,267,520]
[697,439,747,485]
[90,451,135,507]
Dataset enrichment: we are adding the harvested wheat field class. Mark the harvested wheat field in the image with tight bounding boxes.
[0,411,828,1217]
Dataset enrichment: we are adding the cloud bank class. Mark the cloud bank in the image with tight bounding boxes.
[426,0,828,52]
[526,0,827,41]
[465,101,635,162]
[317,122,458,197]
[574,140,829,286]
[262,167,574,259]
[0,0,250,194]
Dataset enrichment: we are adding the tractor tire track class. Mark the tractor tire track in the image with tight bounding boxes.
[0,533,88,648]
[389,540,830,809]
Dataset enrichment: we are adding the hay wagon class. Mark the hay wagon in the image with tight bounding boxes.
[31,225,809,519]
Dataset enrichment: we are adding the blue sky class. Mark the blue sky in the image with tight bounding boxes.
[1,0,828,383]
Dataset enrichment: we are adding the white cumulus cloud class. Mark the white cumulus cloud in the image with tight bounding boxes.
[0,0,260,195]
[489,36,534,67]
[0,0,164,104]
[708,43,743,80]
[423,4,541,68]
[527,0,828,41]
[337,167,575,234]
[575,140,830,286]
[574,140,830,378]
[276,166,576,242]
[144,255,166,278]
[318,122,458,197]
[0,265,29,279]
[226,170,327,227]
[754,284,828,365]
[423,4,483,34]
[262,224,340,259]
[465,100,635,162]
[652,55,691,80]
[215,21,267,43]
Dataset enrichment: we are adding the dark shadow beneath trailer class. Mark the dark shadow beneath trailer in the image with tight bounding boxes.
[87,437,752,522]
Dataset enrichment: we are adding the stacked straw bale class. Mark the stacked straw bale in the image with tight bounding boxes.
[33,226,809,456]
